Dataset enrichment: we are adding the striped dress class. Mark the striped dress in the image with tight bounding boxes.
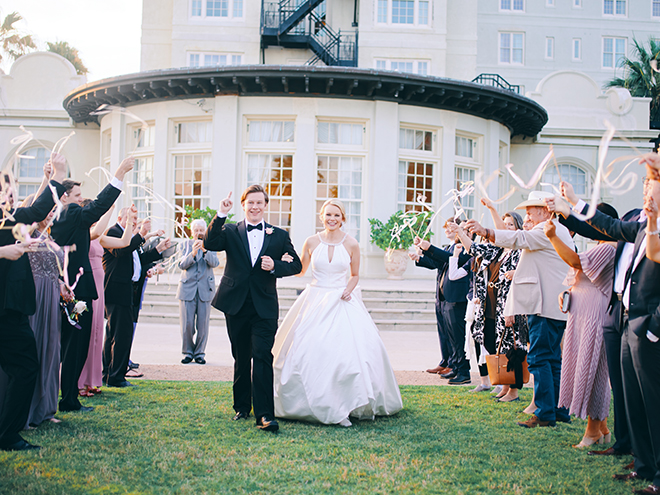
[558,242,616,420]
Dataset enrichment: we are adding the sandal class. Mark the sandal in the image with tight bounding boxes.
[79,389,94,397]
[89,387,102,394]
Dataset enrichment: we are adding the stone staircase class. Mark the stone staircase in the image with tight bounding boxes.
[138,281,437,332]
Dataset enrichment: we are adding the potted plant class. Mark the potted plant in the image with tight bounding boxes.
[368,210,433,280]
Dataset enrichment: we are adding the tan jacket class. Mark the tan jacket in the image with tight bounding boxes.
[494,219,573,321]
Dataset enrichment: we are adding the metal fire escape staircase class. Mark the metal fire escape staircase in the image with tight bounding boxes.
[261,0,358,67]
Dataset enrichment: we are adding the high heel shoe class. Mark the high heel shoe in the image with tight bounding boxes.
[602,433,612,443]
[573,435,604,449]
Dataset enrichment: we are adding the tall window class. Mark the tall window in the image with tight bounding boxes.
[454,167,476,219]
[375,59,429,75]
[248,121,295,143]
[499,33,524,65]
[318,122,363,145]
[603,37,626,69]
[398,161,433,212]
[573,39,582,61]
[603,0,626,16]
[316,156,363,240]
[174,154,211,232]
[500,0,524,11]
[376,0,430,26]
[132,157,154,219]
[15,147,48,200]
[190,0,243,19]
[188,52,242,67]
[542,164,589,197]
[654,0,660,17]
[247,154,293,230]
[546,37,554,59]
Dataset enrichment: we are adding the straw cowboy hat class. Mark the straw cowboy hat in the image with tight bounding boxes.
[514,190,555,209]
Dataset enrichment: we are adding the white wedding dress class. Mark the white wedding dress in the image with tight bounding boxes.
[273,235,403,425]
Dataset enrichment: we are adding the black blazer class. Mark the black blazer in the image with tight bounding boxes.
[586,208,660,339]
[50,183,121,300]
[102,223,146,307]
[131,239,165,321]
[0,180,66,315]
[416,244,472,304]
[204,216,302,319]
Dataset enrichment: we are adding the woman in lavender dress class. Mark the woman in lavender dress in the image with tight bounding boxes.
[544,202,618,448]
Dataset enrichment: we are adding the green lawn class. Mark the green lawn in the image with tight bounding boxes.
[0,382,643,495]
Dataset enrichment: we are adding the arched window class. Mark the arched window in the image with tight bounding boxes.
[14,147,48,200]
[542,163,589,197]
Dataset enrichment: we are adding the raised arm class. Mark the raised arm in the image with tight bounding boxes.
[98,208,136,249]
[481,197,506,230]
[645,195,660,264]
[544,220,581,270]
[91,204,116,240]
[204,192,232,252]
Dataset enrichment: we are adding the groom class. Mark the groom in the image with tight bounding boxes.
[204,184,301,432]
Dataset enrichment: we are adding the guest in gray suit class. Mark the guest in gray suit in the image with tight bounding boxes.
[177,219,219,365]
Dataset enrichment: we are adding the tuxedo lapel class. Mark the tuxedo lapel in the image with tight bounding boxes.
[258,223,273,260]
[625,221,647,284]
[236,221,251,265]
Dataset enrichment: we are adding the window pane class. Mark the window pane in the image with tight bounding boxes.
[417,61,428,76]
[615,0,625,15]
[398,160,433,212]
[316,155,362,239]
[513,0,523,10]
[177,122,212,143]
[500,33,511,63]
[392,0,414,24]
[192,0,202,16]
[418,1,429,24]
[604,0,613,14]
[377,0,387,22]
[247,154,294,230]
[174,154,211,237]
[233,0,243,17]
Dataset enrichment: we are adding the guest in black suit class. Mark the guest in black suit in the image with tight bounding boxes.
[50,157,134,412]
[555,172,660,493]
[102,210,169,387]
[553,184,643,457]
[0,153,67,451]
[410,218,472,385]
[204,185,302,432]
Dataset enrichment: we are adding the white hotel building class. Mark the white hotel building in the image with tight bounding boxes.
[1,0,658,276]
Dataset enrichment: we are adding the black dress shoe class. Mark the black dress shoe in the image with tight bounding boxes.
[448,375,471,385]
[256,415,279,432]
[614,471,642,481]
[181,356,193,364]
[588,447,630,456]
[195,357,206,365]
[0,439,41,451]
[635,485,660,494]
[107,380,136,388]
[440,370,457,379]
[232,411,250,421]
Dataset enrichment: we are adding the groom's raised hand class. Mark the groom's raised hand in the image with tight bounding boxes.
[219,191,233,215]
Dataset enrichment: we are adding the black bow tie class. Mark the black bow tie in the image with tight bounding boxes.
[247,223,263,232]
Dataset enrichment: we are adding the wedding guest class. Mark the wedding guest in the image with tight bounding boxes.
[78,203,136,397]
[411,219,472,385]
[451,210,528,401]
[544,200,618,448]
[51,157,134,413]
[465,191,573,428]
[177,219,219,365]
[0,153,67,451]
[204,186,302,433]
[273,199,402,426]
[102,211,169,388]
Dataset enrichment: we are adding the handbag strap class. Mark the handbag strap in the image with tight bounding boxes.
[496,325,510,355]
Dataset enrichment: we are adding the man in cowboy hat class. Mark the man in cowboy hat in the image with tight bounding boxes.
[464,190,574,428]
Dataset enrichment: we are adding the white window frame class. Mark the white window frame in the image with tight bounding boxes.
[453,166,477,220]
[374,59,430,76]
[375,0,431,28]
[173,119,213,147]
[572,38,582,61]
[541,163,591,199]
[545,37,554,60]
[602,36,627,69]
[190,0,244,20]
[398,125,438,213]
[246,119,296,145]
[246,153,295,231]
[317,120,366,148]
[603,0,627,17]
[499,32,524,65]
[13,147,49,202]
[187,52,242,67]
[499,0,524,12]
[455,133,481,164]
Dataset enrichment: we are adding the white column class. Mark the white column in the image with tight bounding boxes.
[439,112,457,245]
[212,95,239,215]
[152,102,170,233]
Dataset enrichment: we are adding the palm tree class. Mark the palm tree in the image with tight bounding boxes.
[0,11,36,64]
[47,41,88,75]
[605,38,660,124]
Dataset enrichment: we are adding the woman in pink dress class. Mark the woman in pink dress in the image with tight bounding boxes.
[544,202,618,448]
[78,204,136,396]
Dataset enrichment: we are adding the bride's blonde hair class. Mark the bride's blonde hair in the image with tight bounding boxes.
[319,199,346,225]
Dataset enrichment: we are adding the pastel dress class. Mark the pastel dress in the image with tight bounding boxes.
[78,238,104,390]
[273,235,403,424]
[558,242,616,420]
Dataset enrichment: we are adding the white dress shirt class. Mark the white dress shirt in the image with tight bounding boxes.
[217,213,264,266]
[118,224,142,281]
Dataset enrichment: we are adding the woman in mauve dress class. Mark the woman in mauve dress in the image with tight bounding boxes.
[544,202,618,448]
[78,203,135,397]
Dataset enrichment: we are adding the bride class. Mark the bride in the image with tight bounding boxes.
[273,199,403,426]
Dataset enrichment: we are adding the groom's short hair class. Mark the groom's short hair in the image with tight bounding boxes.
[241,184,269,205]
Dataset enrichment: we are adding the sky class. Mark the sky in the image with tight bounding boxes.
[1,0,143,82]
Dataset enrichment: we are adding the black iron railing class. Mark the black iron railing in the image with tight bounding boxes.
[471,73,521,94]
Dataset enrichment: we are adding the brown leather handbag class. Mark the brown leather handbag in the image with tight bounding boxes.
[486,327,530,386]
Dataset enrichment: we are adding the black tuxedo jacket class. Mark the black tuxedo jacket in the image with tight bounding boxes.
[204,216,302,319]
[416,244,471,304]
[0,180,66,315]
[102,224,147,307]
[131,238,165,321]
[50,183,121,301]
[586,208,660,339]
